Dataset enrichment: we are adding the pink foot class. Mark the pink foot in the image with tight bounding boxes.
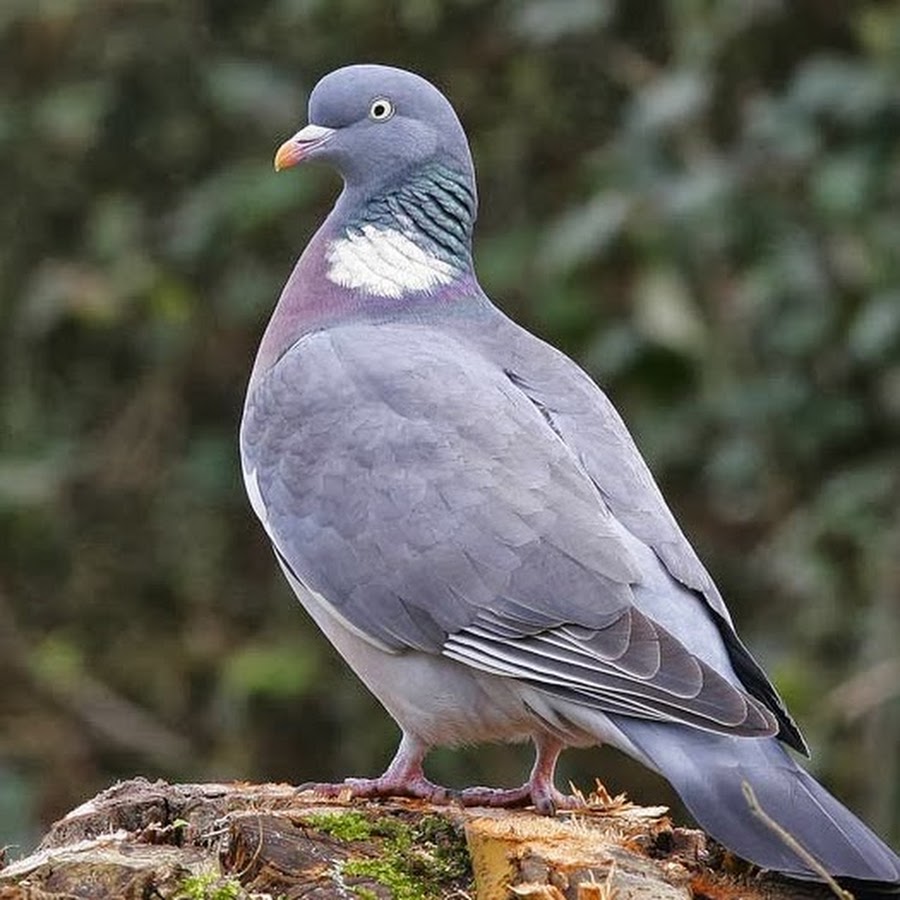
[456,781,579,815]
[296,733,452,803]
[295,732,578,816]
[456,733,578,815]
[296,772,451,803]
[449,735,579,814]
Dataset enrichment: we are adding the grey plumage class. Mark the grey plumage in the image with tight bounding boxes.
[619,719,900,886]
[242,63,900,890]
[244,322,777,737]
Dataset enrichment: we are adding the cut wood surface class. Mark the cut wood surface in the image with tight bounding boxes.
[0,778,838,899]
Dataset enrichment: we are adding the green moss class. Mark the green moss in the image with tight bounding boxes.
[306,810,471,899]
[351,888,379,900]
[411,815,472,884]
[305,810,376,842]
[174,871,242,900]
[344,857,421,900]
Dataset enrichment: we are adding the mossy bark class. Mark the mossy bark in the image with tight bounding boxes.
[0,778,837,899]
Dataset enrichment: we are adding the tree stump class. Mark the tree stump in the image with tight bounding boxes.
[0,778,838,899]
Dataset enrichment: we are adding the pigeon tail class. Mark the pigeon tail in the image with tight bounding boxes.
[612,717,900,892]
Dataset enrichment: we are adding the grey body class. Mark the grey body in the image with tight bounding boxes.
[244,314,776,747]
[242,64,900,890]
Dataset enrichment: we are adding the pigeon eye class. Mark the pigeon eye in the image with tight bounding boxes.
[369,98,394,121]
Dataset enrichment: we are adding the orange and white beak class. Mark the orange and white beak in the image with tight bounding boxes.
[273,124,335,171]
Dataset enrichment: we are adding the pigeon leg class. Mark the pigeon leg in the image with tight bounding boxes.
[297,732,451,802]
[456,733,577,814]
[298,732,578,814]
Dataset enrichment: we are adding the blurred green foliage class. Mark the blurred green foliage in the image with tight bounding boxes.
[1,0,898,853]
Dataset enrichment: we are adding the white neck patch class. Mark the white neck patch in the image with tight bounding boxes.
[325,225,458,299]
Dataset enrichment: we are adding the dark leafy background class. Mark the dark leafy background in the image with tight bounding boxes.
[1,0,898,854]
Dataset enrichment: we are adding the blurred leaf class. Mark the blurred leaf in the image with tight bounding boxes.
[477,226,538,294]
[86,195,144,261]
[856,6,900,59]
[626,71,709,137]
[660,160,735,225]
[512,0,612,44]
[743,95,821,165]
[583,323,643,380]
[0,456,67,508]
[179,434,237,500]
[166,161,317,261]
[223,640,320,701]
[633,266,706,354]
[812,152,874,220]
[848,291,900,363]
[33,81,111,152]
[204,59,303,127]
[398,0,443,33]
[31,634,84,684]
[21,261,122,334]
[787,57,896,126]
[539,193,630,272]
[704,432,766,520]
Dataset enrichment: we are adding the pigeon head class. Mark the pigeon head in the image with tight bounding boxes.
[269,64,480,310]
[275,64,476,199]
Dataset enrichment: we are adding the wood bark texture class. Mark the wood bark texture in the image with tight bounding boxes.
[0,778,838,899]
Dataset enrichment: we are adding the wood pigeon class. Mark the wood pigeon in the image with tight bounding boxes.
[241,63,900,891]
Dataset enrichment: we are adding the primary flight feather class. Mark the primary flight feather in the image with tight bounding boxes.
[241,63,900,890]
